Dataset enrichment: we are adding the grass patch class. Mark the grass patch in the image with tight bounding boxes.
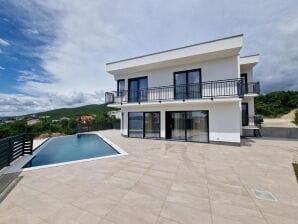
[293,164,298,182]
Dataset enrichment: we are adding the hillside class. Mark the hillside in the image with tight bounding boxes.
[255,91,298,118]
[35,104,118,120]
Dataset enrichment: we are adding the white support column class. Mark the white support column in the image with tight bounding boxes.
[160,110,166,139]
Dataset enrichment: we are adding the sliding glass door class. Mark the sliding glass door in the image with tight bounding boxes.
[144,112,160,138]
[186,111,208,142]
[128,112,160,138]
[128,77,148,102]
[174,69,201,100]
[128,112,143,137]
[166,110,209,143]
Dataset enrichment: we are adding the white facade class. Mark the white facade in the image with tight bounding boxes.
[105,35,259,145]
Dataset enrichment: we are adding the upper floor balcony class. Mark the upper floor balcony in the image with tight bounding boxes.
[105,78,260,105]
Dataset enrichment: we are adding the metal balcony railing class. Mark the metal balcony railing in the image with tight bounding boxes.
[105,78,260,105]
[243,82,260,94]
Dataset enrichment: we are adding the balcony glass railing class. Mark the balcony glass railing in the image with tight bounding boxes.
[105,78,260,105]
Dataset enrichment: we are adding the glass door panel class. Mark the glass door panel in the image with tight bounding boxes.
[186,111,208,142]
[139,78,148,102]
[128,112,143,137]
[174,73,187,99]
[241,74,248,94]
[128,80,139,102]
[144,112,160,138]
[169,112,186,140]
[128,77,148,102]
[188,71,201,99]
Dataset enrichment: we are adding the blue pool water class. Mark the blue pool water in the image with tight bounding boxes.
[24,134,119,168]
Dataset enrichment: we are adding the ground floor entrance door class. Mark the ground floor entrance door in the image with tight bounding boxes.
[166,111,209,143]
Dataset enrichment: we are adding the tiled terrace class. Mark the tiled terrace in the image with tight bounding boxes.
[0,130,298,224]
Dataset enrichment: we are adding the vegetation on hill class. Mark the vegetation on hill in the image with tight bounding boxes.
[255,91,298,118]
[0,104,119,139]
[35,104,114,120]
[295,110,298,125]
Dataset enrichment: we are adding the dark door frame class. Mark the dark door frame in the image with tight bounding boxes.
[242,103,249,126]
[173,68,202,99]
[128,111,161,139]
[240,73,248,94]
[165,110,209,143]
[128,76,148,102]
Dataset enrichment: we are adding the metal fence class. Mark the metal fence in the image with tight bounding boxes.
[0,134,33,170]
[77,122,120,133]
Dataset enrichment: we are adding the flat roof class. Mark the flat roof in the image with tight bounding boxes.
[107,34,243,65]
[106,34,243,75]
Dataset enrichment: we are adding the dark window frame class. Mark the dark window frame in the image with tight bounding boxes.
[173,68,202,99]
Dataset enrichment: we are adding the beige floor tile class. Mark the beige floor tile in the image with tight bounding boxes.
[19,194,64,220]
[209,190,257,210]
[211,201,266,224]
[170,182,209,199]
[263,212,298,224]
[105,203,158,224]
[161,201,212,224]
[131,181,169,200]
[157,216,181,224]
[89,183,129,202]
[0,205,44,224]
[104,176,138,190]
[120,191,163,215]
[113,170,143,181]
[166,190,210,212]
[138,174,173,190]
[71,194,117,218]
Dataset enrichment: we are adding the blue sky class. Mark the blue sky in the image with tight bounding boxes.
[0,0,297,116]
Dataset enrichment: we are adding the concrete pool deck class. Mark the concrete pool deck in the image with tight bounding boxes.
[0,130,297,224]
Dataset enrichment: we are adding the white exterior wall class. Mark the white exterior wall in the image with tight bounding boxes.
[114,56,238,88]
[240,68,253,82]
[120,101,241,143]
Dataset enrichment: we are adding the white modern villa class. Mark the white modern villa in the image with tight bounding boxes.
[105,34,260,145]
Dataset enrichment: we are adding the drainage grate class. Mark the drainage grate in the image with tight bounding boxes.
[253,190,278,202]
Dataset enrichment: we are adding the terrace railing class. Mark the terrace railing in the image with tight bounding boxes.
[105,78,252,105]
[0,134,33,170]
[244,82,260,94]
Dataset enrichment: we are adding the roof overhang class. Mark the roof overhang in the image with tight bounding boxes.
[106,34,243,75]
[240,54,259,70]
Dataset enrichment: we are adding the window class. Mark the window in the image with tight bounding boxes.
[117,79,125,96]
[174,69,201,99]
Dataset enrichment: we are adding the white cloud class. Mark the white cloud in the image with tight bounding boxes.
[0,38,10,46]
[0,66,5,70]
[2,0,298,116]
[0,91,105,117]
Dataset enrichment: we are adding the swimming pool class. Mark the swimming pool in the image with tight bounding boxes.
[23,133,123,169]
